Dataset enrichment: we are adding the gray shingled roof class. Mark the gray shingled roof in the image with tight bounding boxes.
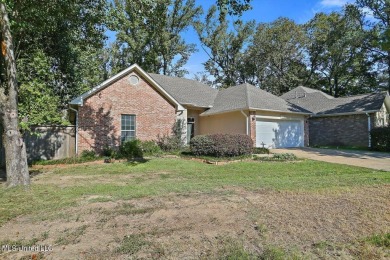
[149,73,218,108]
[281,86,388,115]
[201,83,311,116]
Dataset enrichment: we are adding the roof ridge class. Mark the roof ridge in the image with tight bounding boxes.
[244,83,251,108]
[336,91,384,99]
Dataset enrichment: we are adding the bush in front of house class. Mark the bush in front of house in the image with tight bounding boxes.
[252,147,270,154]
[189,135,214,156]
[190,134,253,157]
[370,126,390,152]
[271,153,297,160]
[156,134,183,152]
[253,153,297,161]
[139,140,162,156]
[156,119,186,152]
[119,139,143,160]
[80,150,97,159]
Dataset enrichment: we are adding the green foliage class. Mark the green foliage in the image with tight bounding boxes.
[195,5,255,88]
[370,126,390,152]
[252,147,270,154]
[356,0,390,91]
[189,135,214,156]
[244,18,309,95]
[305,6,377,97]
[17,49,66,129]
[157,119,186,152]
[101,146,116,157]
[254,153,298,161]
[1,0,108,123]
[80,150,97,159]
[216,0,252,21]
[190,134,253,157]
[139,141,162,157]
[108,0,201,77]
[119,140,144,160]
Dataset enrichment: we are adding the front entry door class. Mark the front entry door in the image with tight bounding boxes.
[187,118,195,144]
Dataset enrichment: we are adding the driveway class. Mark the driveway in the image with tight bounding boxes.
[271,148,390,171]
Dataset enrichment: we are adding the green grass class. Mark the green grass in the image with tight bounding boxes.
[366,233,390,248]
[116,234,149,255]
[0,158,389,226]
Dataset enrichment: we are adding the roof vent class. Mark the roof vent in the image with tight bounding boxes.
[129,75,139,85]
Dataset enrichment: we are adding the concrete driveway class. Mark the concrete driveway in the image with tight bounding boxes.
[271,148,390,171]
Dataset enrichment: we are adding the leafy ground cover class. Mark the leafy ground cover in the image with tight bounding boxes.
[0,158,389,259]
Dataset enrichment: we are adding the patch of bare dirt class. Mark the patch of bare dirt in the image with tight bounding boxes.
[0,186,389,259]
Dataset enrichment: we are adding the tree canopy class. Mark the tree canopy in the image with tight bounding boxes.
[108,0,201,77]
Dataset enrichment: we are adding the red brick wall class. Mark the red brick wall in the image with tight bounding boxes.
[77,72,176,154]
[304,116,309,147]
[249,111,256,146]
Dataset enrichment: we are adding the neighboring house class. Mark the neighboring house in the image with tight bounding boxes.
[69,64,311,153]
[281,86,390,147]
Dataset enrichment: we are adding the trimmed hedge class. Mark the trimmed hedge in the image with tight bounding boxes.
[190,134,253,157]
[370,126,390,152]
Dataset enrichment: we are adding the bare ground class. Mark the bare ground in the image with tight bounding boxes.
[0,181,389,259]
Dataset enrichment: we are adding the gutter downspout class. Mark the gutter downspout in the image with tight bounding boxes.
[366,113,371,148]
[69,107,79,156]
[240,110,249,135]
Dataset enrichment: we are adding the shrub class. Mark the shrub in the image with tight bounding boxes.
[189,135,214,156]
[119,139,143,160]
[156,119,186,152]
[253,153,297,161]
[272,153,297,160]
[139,140,162,156]
[252,147,270,154]
[101,145,116,157]
[370,126,390,152]
[156,134,182,152]
[190,134,253,157]
[80,150,96,159]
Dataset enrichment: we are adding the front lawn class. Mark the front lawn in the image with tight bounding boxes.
[0,158,389,259]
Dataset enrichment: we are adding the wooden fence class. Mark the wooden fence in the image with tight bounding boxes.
[0,126,76,167]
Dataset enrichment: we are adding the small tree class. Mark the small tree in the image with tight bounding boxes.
[157,119,186,152]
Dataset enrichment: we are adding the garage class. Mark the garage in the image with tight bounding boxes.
[256,118,304,148]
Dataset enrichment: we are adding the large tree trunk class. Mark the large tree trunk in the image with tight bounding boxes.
[387,51,390,93]
[0,3,30,187]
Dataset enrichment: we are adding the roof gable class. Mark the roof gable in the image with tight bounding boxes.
[70,64,184,111]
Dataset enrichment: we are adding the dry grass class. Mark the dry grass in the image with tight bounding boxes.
[0,158,389,259]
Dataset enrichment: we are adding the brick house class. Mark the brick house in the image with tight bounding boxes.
[69,64,390,154]
[281,86,390,147]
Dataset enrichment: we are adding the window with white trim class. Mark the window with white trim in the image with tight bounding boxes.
[121,115,136,143]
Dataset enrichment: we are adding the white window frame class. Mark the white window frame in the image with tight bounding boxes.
[121,114,136,143]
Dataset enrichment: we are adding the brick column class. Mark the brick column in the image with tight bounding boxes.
[304,116,309,147]
[249,111,256,147]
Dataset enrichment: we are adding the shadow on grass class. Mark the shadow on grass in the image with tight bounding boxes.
[124,158,150,166]
[30,169,43,178]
